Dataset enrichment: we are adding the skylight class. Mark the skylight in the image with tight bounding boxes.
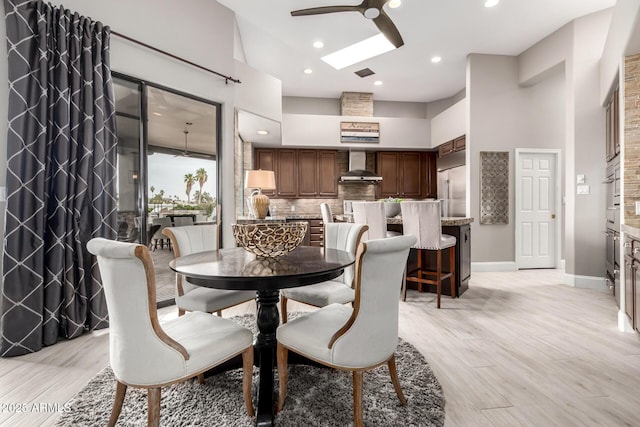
[321,34,395,70]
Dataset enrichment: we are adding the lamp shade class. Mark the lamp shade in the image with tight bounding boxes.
[245,169,276,190]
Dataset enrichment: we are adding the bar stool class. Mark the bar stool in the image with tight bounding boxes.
[320,202,333,224]
[400,200,456,308]
[352,201,400,241]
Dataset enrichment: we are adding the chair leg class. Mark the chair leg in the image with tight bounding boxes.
[353,370,364,427]
[215,310,222,317]
[436,249,442,309]
[387,355,407,406]
[401,267,407,302]
[147,387,161,427]
[178,308,185,317]
[276,343,288,412]
[242,346,255,417]
[197,374,204,384]
[449,245,456,298]
[416,249,423,293]
[281,296,289,324]
[107,380,127,427]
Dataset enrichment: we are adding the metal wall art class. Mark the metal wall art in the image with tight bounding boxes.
[480,151,509,224]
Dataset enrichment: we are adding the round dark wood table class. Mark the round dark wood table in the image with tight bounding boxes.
[169,246,355,427]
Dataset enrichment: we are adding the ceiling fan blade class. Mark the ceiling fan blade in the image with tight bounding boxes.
[373,10,404,48]
[291,5,361,17]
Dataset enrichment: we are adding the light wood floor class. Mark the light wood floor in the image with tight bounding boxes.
[1,269,639,426]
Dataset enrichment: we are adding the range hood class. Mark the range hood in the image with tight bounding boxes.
[339,150,383,183]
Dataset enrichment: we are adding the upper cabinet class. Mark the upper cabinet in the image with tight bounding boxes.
[254,148,338,199]
[606,86,619,163]
[376,151,437,199]
[438,135,465,157]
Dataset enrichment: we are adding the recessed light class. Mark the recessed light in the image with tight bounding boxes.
[313,41,324,49]
[388,0,402,8]
[303,68,313,74]
[152,112,163,117]
[431,56,442,63]
[374,80,383,86]
[321,34,395,70]
[484,0,499,7]
[257,130,269,135]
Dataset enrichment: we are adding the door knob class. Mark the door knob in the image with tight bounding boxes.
[551,214,556,219]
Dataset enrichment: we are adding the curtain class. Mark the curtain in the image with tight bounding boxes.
[1,0,117,356]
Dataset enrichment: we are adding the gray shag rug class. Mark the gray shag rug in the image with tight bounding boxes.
[56,313,445,426]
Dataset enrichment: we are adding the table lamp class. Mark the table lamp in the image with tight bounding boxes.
[245,169,276,219]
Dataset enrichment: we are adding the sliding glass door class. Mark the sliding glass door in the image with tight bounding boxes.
[112,74,221,304]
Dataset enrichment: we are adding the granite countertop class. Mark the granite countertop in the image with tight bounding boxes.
[621,223,640,239]
[235,214,321,224]
[334,214,474,226]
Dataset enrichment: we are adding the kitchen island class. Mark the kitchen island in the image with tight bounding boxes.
[335,214,473,298]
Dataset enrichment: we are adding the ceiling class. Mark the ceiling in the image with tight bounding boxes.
[218,0,615,103]
[114,82,218,156]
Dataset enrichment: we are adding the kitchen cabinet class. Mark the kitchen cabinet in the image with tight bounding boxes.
[606,87,619,162]
[276,149,297,197]
[376,151,436,199]
[254,148,276,196]
[624,236,639,333]
[438,134,465,157]
[286,217,323,247]
[254,148,338,199]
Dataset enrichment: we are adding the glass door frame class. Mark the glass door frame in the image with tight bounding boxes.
[113,72,222,307]
[112,71,223,247]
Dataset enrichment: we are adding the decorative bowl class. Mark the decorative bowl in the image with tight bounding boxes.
[232,222,308,258]
[383,201,402,218]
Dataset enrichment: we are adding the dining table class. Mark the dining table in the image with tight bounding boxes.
[169,245,355,427]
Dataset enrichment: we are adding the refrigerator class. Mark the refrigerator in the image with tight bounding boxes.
[437,164,466,218]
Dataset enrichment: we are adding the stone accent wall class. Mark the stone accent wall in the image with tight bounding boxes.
[340,92,373,117]
[625,54,640,226]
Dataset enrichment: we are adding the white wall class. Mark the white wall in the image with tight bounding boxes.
[470,10,610,282]
[430,99,467,148]
[282,114,430,149]
[0,0,281,248]
[600,0,640,103]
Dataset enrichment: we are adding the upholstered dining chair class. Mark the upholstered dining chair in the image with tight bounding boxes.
[400,200,456,308]
[173,216,195,227]
[352,201,400,241]
[320,202,334,224]
[280,222,368,323]
[163,224,256,316]
[86,238,254,427]
[276,234,416,427]
[151,216,173,250]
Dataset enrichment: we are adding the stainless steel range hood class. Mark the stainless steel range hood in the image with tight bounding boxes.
[339,150,383,183]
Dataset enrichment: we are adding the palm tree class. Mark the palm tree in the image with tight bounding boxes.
[184,173,196,204]
[195,167,208,205]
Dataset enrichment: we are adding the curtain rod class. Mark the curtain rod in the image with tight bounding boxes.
[110,31,241,85]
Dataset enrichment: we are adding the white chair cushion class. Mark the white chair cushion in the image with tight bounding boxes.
[277,303,352,365]
[440,234,456,249]
[123,311,253,386]
[177,285,255,313]
[281,281,355,307]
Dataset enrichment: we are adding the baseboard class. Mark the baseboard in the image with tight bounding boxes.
[471,262,517,272]
[618,310,635,333]
[563,273,608,290]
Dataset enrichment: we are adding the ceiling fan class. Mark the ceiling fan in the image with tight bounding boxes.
[175,122,192,157]
[290,0,404,48]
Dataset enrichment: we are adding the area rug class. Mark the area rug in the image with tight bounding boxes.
[56,314,445,426]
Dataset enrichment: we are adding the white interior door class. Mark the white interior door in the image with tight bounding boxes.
[516,151,558,269]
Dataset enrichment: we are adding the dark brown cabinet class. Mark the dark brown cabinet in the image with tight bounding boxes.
[606,87,619,162]
[254,148,338,199]
[376,151,436,199]
[624,236,640,333]
[438,134,466,157]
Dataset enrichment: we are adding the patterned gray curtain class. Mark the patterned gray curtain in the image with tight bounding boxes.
[0,0,117,356]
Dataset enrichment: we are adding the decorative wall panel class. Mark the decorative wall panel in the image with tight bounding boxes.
[480,151,509,224]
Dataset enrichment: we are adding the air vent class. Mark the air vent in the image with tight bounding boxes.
[354,68,375,78]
